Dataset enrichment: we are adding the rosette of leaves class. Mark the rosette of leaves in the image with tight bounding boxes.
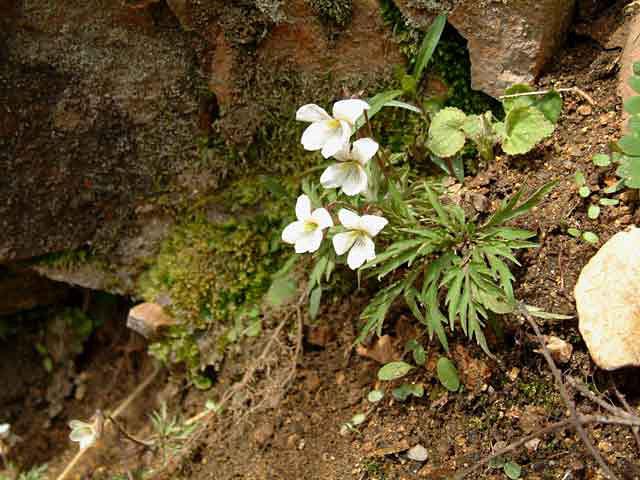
[358,180,556,353]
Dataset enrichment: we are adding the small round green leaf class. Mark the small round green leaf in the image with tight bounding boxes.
[426,107,467,158]
[587,204,600,219]
[625,96,640,115]
[503,461,522,479]
[351,413,366,426]
[436,357,460,392]
[567,228,581,238]
[629,76,640,94]
[378,361,413,381]
[592,153,612,167]
[579,186,591,198]
[367,389,384,403]
[574,171,586,186]
[582,231,599,244]
[599,198,619,206]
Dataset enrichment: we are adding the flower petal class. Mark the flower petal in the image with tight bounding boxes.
[70,427,93,443]
[332,142,351,162]
[68,420,87,430]
[340,164,368,196]
[360,215,388,237]
[295,229,323,253]
[282,221,304,244]
[301,120,338,152]
[347,235,375,270]
[351,138,379,165]
[320,121,351,159]
[80,435,96,450]
[295,194,311,221]
[0,424,9,438]
[332,231,357,256]
[310,208,333,229]
[332,99,370,125]
[296,104,331,122]
[338,208,361,229]
[320,163,345,189]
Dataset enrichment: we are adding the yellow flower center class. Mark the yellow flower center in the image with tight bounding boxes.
[327,118,340,129]
[303,220,318,233]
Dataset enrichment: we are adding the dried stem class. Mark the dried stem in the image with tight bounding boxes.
[613,385,640,452]
[516,303,619,480]
[108,415,155,448]
[499,87,596,106]
[55,365,161,480]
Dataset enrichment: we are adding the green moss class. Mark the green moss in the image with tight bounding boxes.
[138,177,298,384]
[517,378,560,410]
[309,0,353,26]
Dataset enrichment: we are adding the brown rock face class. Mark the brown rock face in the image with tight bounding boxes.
[449,0,576,97]
[575,227,640,370]
[1,0,402,291]
[0,269,69,315]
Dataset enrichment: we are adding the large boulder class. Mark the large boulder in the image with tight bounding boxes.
[449,0,576,97]
[1,0,402,292]
[574,227,640,370]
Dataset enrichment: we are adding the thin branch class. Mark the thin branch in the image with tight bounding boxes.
[516,303,619,480]
[613,385,640,452]
[108,415,155,448]
[566,376,631,419]
[499,87,596,106]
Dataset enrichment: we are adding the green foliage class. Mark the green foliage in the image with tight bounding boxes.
[426,107,467,157]
[378,361,413,381]
[592,62,640,189]
[412,14,447,83]
[436,357,460,392]
[0,465,48,480]
[149,402,197,465]
[367,389,384,402]
[392,382,424,401]
[360,181,555,352]
[489,457,522,479]
[140,177,296,385]
[406,339,426,365]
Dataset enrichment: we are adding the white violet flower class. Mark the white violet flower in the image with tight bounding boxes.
[0,423,9,439]
[296,99,370,158]
[69,419,98,450]
[282,194,333,253]
[333,209,388,270]
[320,138,378,196]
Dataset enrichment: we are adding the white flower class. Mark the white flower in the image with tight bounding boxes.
[0,423,9,439]
[69,419,98,450]
[333,209,388,270]
[282,194,333,253]
[320,138,378,196]
[296,99,370,158]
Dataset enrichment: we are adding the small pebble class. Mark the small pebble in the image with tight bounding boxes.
[578,105,592,116]
[407,444,428,462]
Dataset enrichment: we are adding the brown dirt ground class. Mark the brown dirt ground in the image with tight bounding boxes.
[3,2,640,480]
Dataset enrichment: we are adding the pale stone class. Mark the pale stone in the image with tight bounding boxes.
[407,444,428,462]
[127,302,176,339]
[575,227,640,370]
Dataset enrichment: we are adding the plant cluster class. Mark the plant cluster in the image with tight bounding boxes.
[279,16,560,355]
[139,177,296,388]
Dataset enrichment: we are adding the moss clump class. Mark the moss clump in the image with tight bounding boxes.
[138,177,297,386]
[309,0,353,26]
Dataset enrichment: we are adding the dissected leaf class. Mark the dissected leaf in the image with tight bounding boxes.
[436,357,460,392]
[378,361,414,381]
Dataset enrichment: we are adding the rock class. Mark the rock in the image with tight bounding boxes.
[525,437,541,453]
[127,302,176,339]
[535,336,573,364]
[577,105,593,116]
[355,335,400,364]
[0,268,69,315]
[619,13,640,129]
[449,0,576,97]
[407,444,428,462]
[1,0,402,291]
[575,227,640,369]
